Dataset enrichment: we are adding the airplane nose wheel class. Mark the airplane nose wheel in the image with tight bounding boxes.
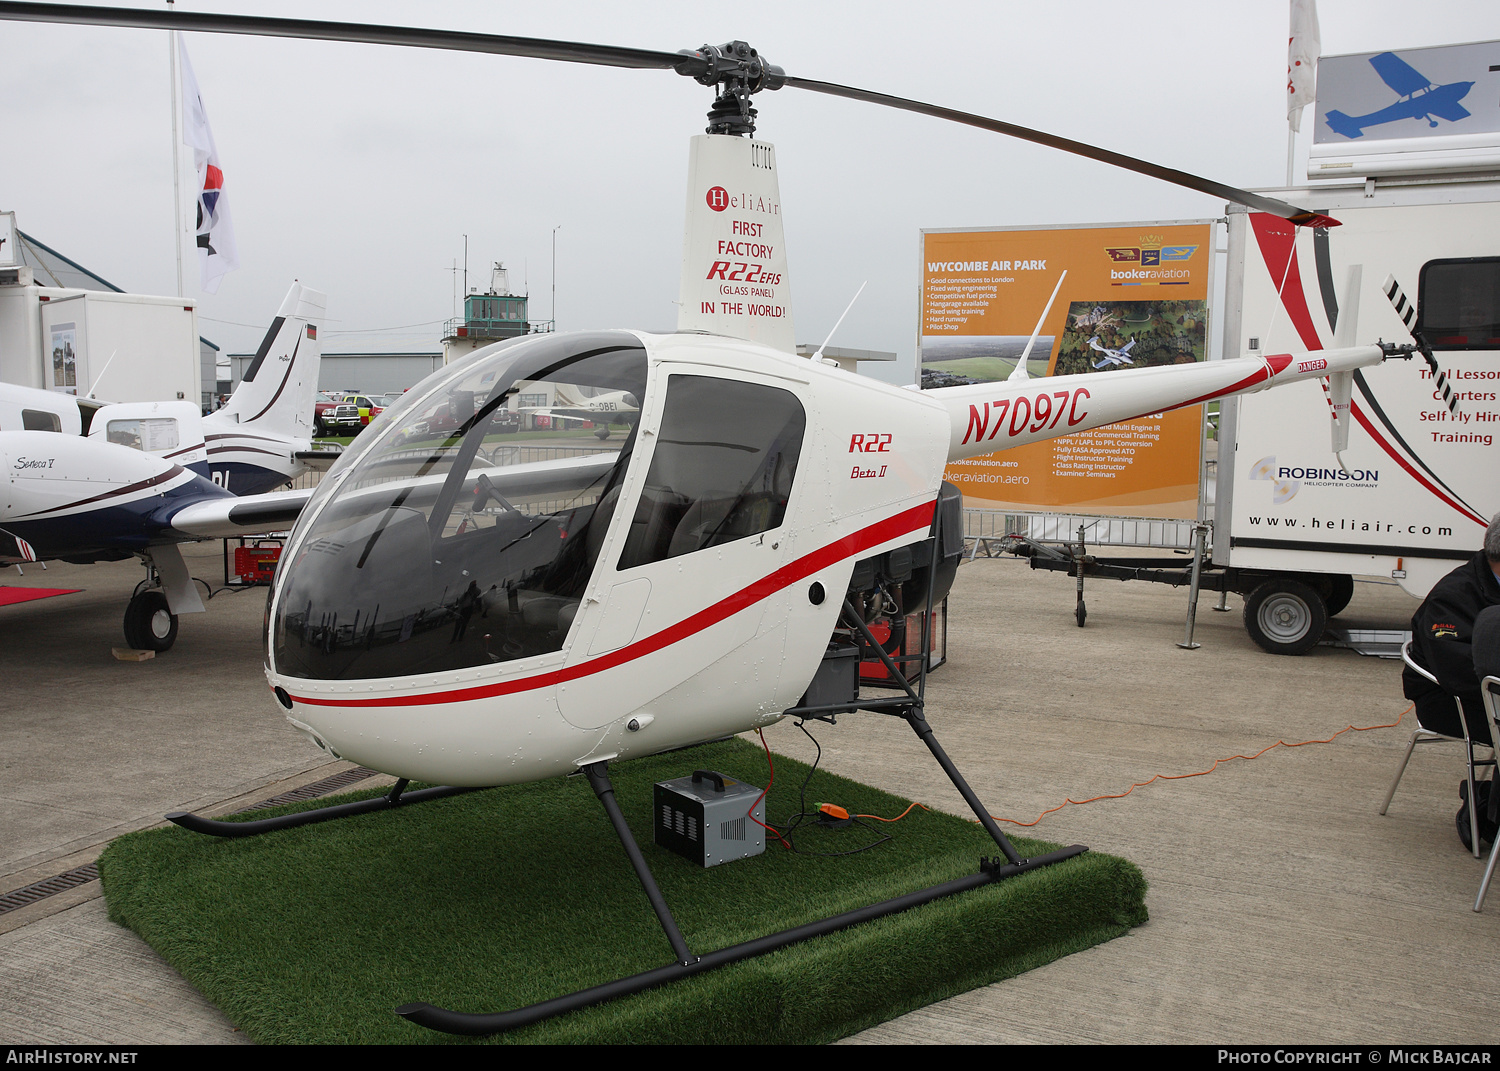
[123,590,179,652]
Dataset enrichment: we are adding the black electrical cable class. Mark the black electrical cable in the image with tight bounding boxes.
[772,720,891,858]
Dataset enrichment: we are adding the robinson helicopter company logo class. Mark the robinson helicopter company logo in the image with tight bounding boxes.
[1249,455,1380,503]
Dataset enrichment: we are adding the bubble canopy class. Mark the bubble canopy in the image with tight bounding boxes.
[270,331,648,681]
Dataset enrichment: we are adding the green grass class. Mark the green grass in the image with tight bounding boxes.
[100,739,1146,1044]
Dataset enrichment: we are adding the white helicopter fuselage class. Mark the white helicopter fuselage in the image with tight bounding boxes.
[265,329,1382,788]
[267,331,951,786]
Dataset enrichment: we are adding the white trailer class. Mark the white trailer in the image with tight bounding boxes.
[0,269,201,407]
[1214,174,1500,653]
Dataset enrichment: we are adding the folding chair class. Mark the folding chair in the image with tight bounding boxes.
[1470,605,1500,911]
[1383,640,1490,858]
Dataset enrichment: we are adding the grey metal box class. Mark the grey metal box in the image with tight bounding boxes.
[653,769,765,867]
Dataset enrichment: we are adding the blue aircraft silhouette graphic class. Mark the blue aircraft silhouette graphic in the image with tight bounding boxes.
[1324,52,1473,139]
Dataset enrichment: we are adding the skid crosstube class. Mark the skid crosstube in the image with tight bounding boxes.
[165,780,479,838]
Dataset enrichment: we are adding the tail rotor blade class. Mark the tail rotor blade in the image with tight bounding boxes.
[1384,273,1458,415]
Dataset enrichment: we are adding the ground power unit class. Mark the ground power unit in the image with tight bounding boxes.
[653,770,765,867]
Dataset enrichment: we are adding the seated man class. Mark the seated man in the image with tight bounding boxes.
[1403,513,1500,745]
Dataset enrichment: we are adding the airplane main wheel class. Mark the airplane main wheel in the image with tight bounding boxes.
[1243,578,1326,656]
[123,590,178,652]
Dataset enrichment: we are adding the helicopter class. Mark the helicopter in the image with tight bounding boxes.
[0,2,1413,1036]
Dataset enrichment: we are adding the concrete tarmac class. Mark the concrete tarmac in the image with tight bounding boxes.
[1,541,1494,1045]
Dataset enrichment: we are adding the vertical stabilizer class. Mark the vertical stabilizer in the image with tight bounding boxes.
[210,281,326,440]
[1328,265,1360,452]
[676,134,795,352]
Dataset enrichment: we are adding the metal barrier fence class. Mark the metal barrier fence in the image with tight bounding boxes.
[964,508,1203,551]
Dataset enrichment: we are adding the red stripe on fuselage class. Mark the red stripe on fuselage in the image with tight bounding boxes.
[285,499,938,709]
[1158,363,1273,414]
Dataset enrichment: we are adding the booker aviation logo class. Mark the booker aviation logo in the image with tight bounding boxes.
[1250,455,1380,503]
[706,186,729,212]
[1104,243,1199,264]
[1105,234,1199,284]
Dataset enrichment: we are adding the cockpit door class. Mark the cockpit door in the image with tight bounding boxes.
[558,366,809,730]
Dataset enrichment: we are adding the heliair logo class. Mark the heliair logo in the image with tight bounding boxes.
[1249,455,1380,503]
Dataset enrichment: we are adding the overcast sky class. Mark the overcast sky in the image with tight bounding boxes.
[3,0,1496,381]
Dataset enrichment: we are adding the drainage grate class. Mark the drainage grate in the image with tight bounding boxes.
[0,766,381,917]
[0,863,100,916]
[230,766,378,813]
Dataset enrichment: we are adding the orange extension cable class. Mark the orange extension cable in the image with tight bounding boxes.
[989,703,1415,828]
[752,728,932,846]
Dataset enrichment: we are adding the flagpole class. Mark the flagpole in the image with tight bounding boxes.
[168,1,183,298]
[1287,125,1296,187]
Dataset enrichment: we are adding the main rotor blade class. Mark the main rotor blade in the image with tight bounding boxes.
[0,2,702,74]
[783,75,1338,227]
[1,3,1336,226]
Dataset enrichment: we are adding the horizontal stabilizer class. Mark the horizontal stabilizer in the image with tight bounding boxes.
[1324,110,1364,139]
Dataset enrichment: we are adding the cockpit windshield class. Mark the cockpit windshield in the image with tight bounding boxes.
[271,332,647,681]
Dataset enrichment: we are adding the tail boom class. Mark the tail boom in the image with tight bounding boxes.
[933,347,1383,463]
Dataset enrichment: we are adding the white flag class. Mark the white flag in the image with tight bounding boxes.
[179,39,239,294]
[1287,0,1321,133]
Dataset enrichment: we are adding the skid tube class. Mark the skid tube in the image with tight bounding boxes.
[165,779,480,838]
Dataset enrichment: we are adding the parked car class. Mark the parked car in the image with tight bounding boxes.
[336,393,383,426]
[313,392,362,436]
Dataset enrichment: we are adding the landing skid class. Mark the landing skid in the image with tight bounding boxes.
[165,779,480,838]
[168,552,1088,1035]
[400,593,1086,1036]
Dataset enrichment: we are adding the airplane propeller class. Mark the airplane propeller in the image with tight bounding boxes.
[0,1,1338,227]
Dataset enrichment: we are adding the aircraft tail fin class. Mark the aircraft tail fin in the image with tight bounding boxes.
[209,282,326,441]
[1324,110,1364,139]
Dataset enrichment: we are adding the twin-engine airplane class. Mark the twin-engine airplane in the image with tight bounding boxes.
[0,281,329,649]
[0,1,1420,1038]
[1088,335,1137,368]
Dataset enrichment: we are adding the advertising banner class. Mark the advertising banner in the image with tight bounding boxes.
[677,134,795,353]
[921,221,1213,519]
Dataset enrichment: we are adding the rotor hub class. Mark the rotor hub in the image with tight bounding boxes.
[676,40,785,137]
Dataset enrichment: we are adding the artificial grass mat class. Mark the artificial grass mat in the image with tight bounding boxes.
[99,738,1147,1044]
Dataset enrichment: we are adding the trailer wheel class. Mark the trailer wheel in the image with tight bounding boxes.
[1075,600,1087,627]
[1243,578,1326,656]
[123,590,178,652]
[1325,574,1355,618]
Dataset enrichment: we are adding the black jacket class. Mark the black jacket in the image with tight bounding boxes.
[1403,550,1500,744]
